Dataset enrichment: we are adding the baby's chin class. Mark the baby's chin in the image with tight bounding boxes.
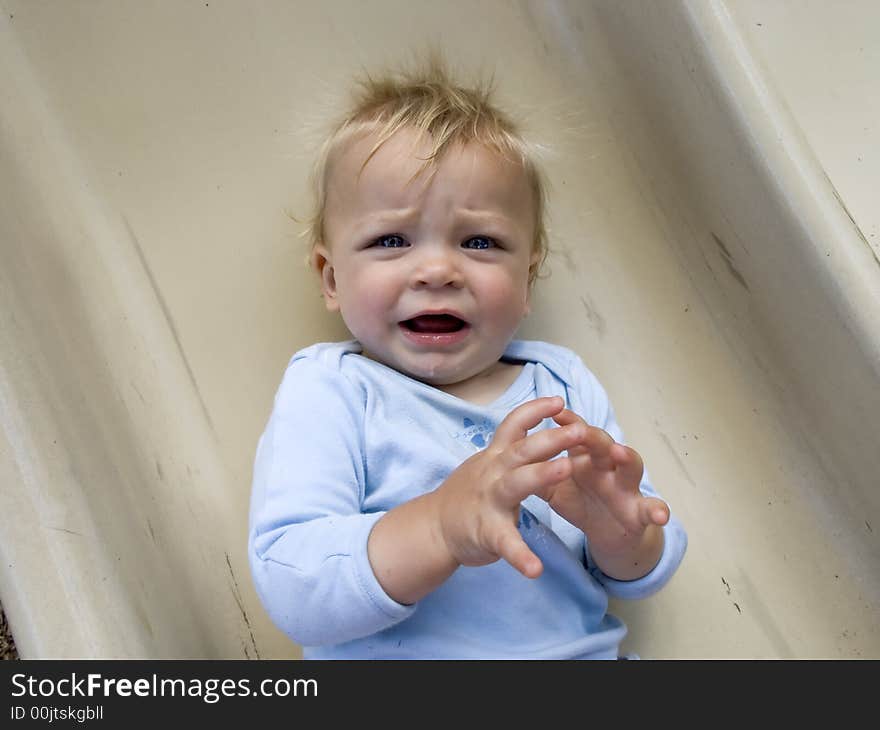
[359,347,489,387]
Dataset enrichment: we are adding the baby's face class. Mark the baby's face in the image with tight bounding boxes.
[315,127,538,386]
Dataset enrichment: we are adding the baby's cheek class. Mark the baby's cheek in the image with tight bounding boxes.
[343,271,386,313]
[348,278,403,345]
[482,278,530,320]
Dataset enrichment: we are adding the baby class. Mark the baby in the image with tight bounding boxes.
[248,59,687,659]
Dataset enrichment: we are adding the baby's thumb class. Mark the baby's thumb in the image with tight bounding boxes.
[639,497,670,527]
[496,528,543,579]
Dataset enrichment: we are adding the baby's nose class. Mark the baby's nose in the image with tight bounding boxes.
[411,250,464,288]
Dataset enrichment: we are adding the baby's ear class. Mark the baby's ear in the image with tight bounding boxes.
[311,245,340,312]
[528,248,542,284]
[522,250,542,316]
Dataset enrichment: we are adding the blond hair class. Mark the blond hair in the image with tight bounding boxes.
[304,55,548,284]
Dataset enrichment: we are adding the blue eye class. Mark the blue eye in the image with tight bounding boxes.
[462,236,496,250]
[374,234,408,248]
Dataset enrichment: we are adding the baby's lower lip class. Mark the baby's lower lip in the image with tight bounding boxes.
[398,322,471,346]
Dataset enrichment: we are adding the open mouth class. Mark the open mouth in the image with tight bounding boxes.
[401,314,468,334]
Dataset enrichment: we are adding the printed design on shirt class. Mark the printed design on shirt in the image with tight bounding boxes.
[517,507,535,530]
[452,416,496,450]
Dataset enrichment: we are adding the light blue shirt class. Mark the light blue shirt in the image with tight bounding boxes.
[248,340,687,659]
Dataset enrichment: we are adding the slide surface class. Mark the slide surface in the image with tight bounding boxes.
[1,0,877,658]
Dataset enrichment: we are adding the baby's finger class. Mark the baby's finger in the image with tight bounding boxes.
[611,443,644,486]
[638,497,670,528]
[577,426,616,470]
[551,408,587,429]
[495,526,543,579]
[493,396,565,449]
[498,457,573,504]
[551,410,590,457]
[554,410,616,467]
[504,422,587,470]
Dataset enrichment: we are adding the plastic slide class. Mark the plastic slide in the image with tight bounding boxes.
[1,0,878,658]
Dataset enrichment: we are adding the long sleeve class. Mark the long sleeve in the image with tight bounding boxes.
[248,355,415,647]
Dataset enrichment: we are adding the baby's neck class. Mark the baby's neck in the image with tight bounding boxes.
[435,360,524,406]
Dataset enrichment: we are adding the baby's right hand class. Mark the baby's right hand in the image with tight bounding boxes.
[429,396,587,579]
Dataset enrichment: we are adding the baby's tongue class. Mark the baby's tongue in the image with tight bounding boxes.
[406,314,464,333]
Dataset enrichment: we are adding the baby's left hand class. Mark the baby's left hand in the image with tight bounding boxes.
[541,409,669,566]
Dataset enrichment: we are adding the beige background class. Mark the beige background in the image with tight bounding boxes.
[1,0,878,658]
